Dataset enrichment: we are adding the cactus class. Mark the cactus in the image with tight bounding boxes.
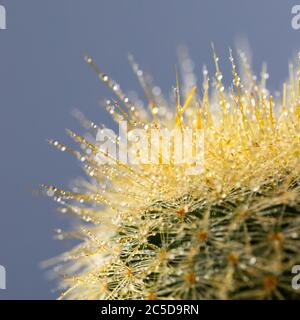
[44,48,300,299]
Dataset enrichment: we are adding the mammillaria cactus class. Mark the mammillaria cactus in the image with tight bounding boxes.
[44,47,300,300]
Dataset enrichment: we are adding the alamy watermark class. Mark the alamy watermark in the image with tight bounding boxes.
[292,5,300,30]
[96,121,204,175]
[0,265,6,290]
[0,5,6,30]
[292,265,300,290]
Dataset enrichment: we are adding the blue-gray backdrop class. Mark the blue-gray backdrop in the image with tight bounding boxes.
[0,0,299,299]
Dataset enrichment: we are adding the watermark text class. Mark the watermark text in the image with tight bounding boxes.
[0,5,6,30]
[292,5,300,30]
[0,265,6,290]
[96,121,204,175]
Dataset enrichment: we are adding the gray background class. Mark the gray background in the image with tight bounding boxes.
[0,0,299,299]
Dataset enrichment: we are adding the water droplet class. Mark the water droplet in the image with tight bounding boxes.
[85,56,92,64]
[46,189,55,197]
[217,73,223,81]
[291,232,298,239]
